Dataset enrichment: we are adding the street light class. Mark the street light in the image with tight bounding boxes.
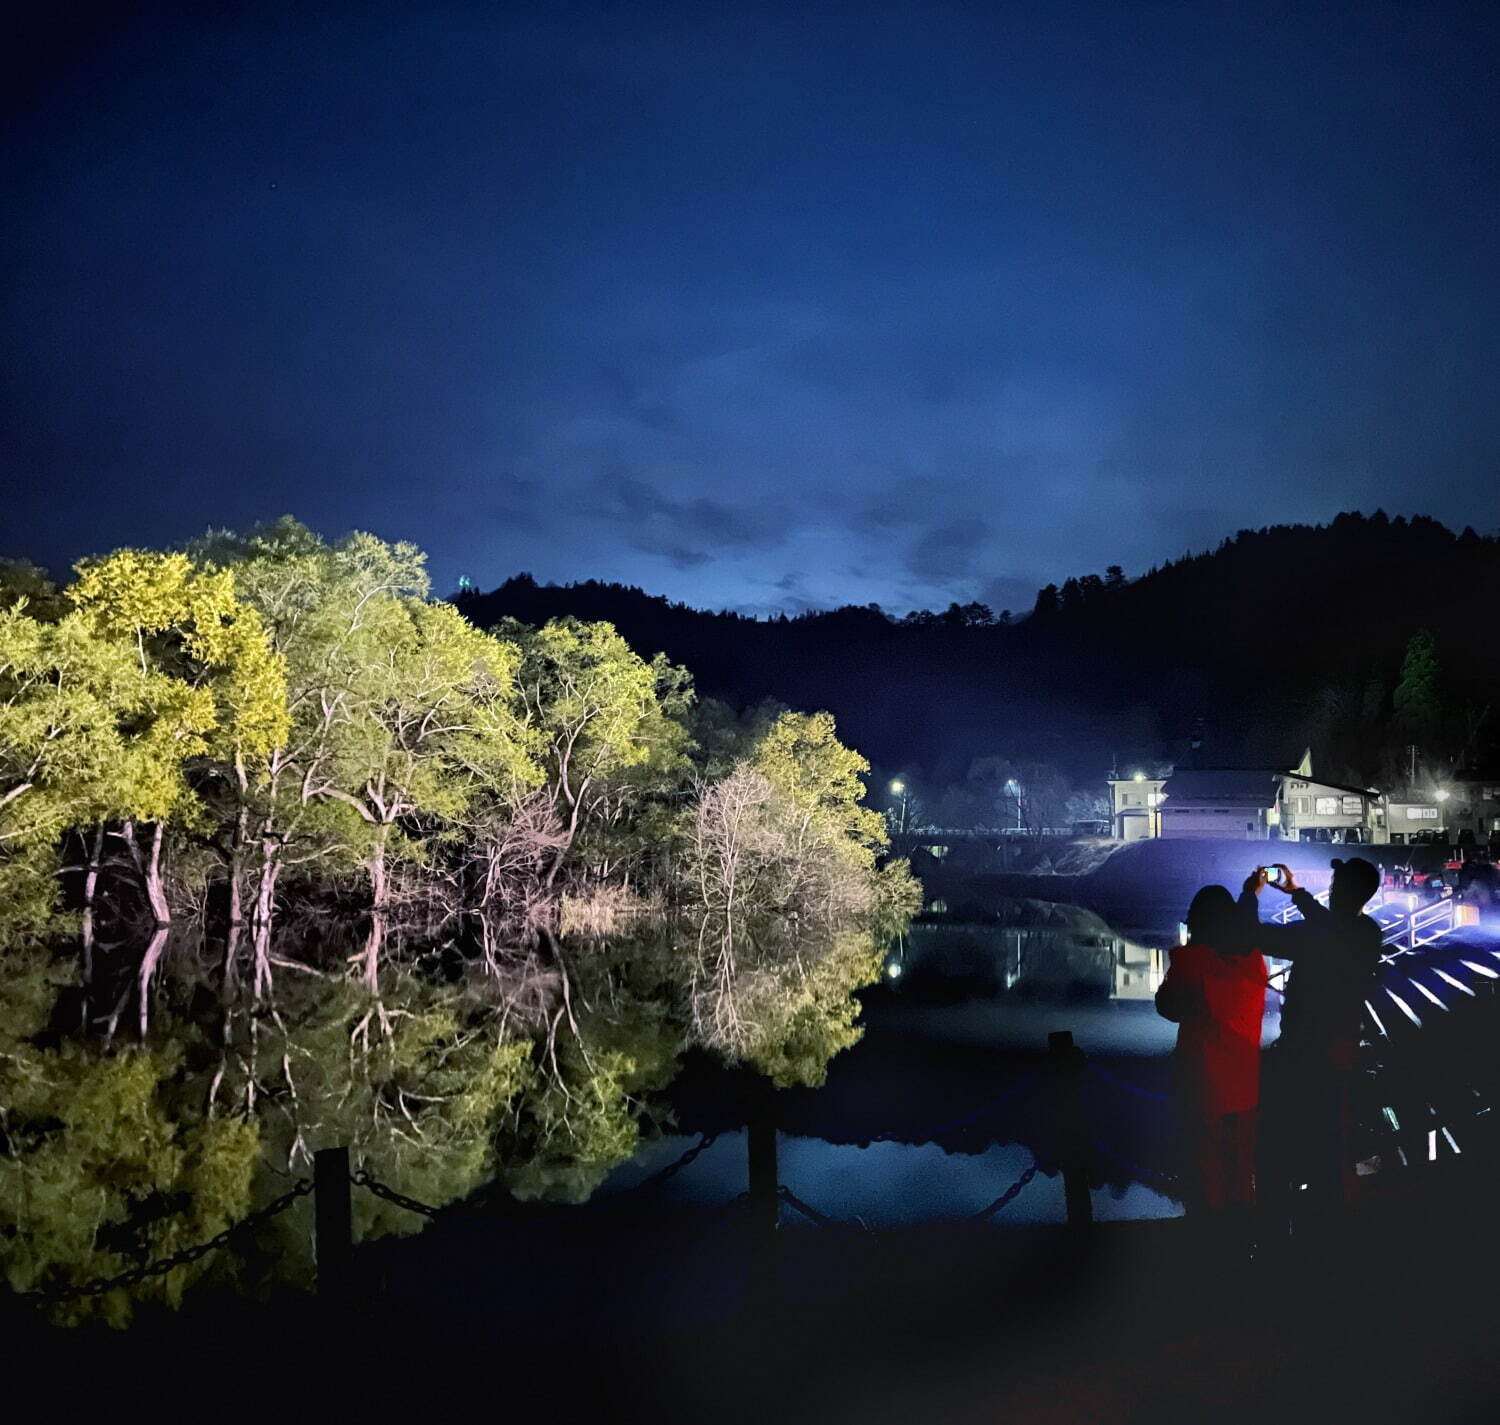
[1435,789,1451,802]
[1004,777,1023,833]
[890,780,909,834]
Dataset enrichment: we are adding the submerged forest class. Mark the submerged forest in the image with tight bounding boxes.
[0,518,918,1319]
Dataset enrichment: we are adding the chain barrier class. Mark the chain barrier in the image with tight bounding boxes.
[777,1184,864,1229]
[1085,1062,1171,1104]
[350,1169,443,1218]
[25,1178,313,1304]
[1088,1136,1180,1187]
[627,1131,722,1193]
[349,1131,725,1224]
[968,1157,1040,1220]
[870,1066,1042,1144]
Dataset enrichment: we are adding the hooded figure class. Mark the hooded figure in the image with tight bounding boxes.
[1157,884,1268,1215]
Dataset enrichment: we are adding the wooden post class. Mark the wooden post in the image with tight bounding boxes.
[747,1082,780,1315]
[314,1146,352,1300]
[1048,1031,1094,1229]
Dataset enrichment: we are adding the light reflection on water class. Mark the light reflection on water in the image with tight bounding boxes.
[600,1130,1183,1225]
[601,901,1269,1224]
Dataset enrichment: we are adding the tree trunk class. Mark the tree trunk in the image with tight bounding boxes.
[143,821,171,925]
[250,836,281,1000]
[137,925,170,1037]
[224,804,248,990]
[80,823,105,983]
[119,819,171,926]
[362,829,389,991]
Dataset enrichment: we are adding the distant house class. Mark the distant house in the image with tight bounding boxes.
[1383,797,1447,843]
[1108,750,1467,845]
[1278,769,1383,843]
[1148,751,1383,843]
[1157,769,1285,840]
[1106,773,1167,842]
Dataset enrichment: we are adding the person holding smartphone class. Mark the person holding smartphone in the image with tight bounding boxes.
[1242,857,1384,1236]
[1156,884,1267,1231]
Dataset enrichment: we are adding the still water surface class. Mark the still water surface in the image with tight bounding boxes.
[597,899,1283,1224]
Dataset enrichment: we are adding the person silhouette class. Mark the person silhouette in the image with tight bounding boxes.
[1156,885,1267,1231]
[1242,857,1384,1236]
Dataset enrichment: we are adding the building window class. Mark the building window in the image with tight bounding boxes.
[1293,796,1309,814]
[1146,792,1162,807]
[1315,797,1339,815]
[1406,806,1438,820]
[1341,796,1362,816]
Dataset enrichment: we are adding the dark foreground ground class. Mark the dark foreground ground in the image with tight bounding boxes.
[9,1149,1497,1424]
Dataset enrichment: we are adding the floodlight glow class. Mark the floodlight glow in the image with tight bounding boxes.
[1133,771,1145,782]
[1386,989,1422,1026]
[1410,980,1446,1010]
[886,962,902,978]
[1433,968,1475,996]
[890,780,904,793]
[1435,789,1450,802]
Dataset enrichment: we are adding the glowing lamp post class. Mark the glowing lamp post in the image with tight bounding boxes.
[1005,778,1023,833]
[890,780,909,835]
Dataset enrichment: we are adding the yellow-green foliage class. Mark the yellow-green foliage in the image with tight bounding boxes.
[0,519,918,1321]
[222,976,533,1269]
[0,954,262,1322]
[501,1000,684,1202]
[751,710,889,869]
[745,930,888,1088]
[70,548,290,768]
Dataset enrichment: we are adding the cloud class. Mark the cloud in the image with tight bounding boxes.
[597,471,795,564]
[905,519,991,584]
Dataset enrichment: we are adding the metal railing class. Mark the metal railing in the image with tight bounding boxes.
[1382,898,1456,950]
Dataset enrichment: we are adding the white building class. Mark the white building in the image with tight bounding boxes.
[1107,773,1167,842]
[1142,752,1382,843]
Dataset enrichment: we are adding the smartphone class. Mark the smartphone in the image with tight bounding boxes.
[1262,865,1286,887]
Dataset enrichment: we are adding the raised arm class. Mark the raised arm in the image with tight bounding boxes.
[1239,865,1308,959]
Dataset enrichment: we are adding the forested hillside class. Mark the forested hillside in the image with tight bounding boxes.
[460,512,1500,788]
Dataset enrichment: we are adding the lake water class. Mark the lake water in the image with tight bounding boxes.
[594,898,1286,1225]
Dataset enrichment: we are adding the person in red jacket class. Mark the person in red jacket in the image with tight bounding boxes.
[1156,884,1268,1221]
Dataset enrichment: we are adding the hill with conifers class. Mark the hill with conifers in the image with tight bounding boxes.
[459,511,1500,788]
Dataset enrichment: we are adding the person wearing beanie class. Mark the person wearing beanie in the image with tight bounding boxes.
[1242,857,1384,1234]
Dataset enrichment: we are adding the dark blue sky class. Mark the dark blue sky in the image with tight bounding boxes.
[4,1,1497,615]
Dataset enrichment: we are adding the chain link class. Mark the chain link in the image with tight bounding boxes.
[777,1183,863,1229]
[27,1178,312,1304]
[969,1158,1040,1220]
[631,1131,720,1191]
[351,1132,723,1223]
[349,1169,442,1218]
[1085,1062,1171,1104]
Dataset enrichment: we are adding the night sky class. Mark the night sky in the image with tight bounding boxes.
[3,1,1496,615]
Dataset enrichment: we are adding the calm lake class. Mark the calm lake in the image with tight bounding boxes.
[594,897,1284,1226]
